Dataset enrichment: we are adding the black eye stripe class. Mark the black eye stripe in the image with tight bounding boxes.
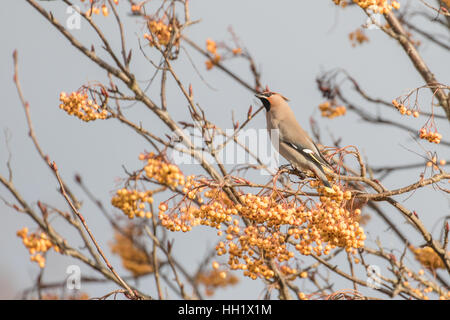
[263,92,273,97]
[261,98,271,111]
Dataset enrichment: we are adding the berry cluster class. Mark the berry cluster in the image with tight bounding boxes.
[333,0,400,13]
[318,101,347,119]
[401,263,449,300]
[158,188,232,232]
[144,18,178,47]
[157,176,365,280]
[39,292,89,300]
[110,225,154,277]
[426,156,446,170]
[349,28,369,47]
[221,225,293,280]
[17,227,60,268]
[59,91,108,122]
[205,39,222,70]
[112,153,199,221]
[333,0,349,8]
[80,0,119,17]
[86,4,109,17]
[419,127,442,144]
[196,268,239,296]
[204,39,242,70]
[206,39,218,55]
[141,152,186,189]
[115,153,364,281]
[232,48,242,55]
[182,175,206,203]
[392,99,419,117]
[41,292,90,300]
[111,189,154,219]
[411,246,447,270]
[352,0,400,13]
[159,204,198,232]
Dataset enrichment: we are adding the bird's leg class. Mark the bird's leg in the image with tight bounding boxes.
[290,169,307,180]
[278,164,308,180]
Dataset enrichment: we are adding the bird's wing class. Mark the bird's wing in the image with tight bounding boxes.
[276,114,333,173]
[279,126,334,173]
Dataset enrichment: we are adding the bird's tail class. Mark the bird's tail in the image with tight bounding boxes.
[313,165,336,194]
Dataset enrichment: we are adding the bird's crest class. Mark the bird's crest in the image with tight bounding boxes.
[259,90,290,102]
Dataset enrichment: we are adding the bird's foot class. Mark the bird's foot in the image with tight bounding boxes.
[278,164,291,171]
[291,169,307,180]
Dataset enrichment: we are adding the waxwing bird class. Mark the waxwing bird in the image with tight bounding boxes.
[255,91,335,193]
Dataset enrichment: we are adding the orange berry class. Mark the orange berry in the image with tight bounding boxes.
[101,4,109,16]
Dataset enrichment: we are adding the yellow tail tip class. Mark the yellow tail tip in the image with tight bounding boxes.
[323,167,335,174]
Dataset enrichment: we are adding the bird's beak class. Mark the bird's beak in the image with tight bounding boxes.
[255,93,271,111]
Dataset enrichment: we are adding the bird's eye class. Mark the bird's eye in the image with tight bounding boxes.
[263,92,273,97]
